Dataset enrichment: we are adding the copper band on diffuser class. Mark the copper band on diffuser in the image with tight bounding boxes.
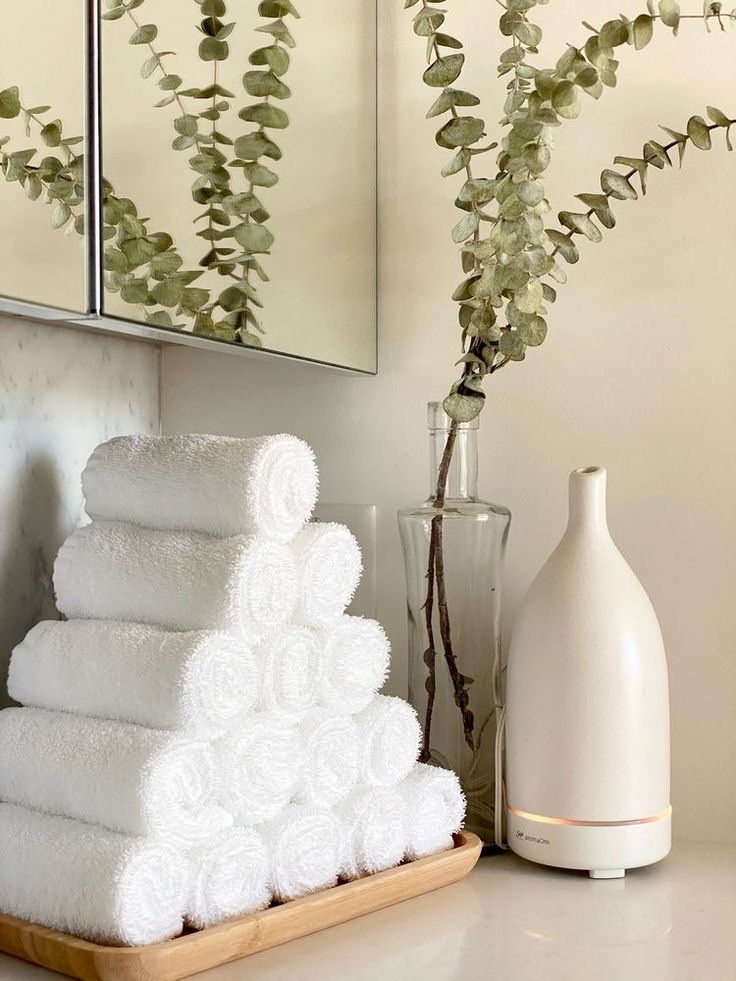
[507,804,672,828]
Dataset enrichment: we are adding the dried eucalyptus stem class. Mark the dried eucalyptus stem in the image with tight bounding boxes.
[404,0,735,760]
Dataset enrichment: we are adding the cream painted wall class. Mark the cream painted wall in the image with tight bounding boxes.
[162,1,736,842]
[0,318,160,706]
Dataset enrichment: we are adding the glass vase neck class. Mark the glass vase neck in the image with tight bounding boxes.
[427,402,479,502]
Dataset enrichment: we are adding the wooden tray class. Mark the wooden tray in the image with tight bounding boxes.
[0,832,481,981]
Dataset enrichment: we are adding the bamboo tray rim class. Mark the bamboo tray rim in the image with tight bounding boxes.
[0,831,482,981]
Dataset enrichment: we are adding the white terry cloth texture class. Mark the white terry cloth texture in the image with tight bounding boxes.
[8,620,259,738]
[82,433,319,543]
[315,616,390,714]
[54,521,297,641]
[186,827,271,929]
[216,713,302,826]
[0,707,229,840]
[264,804,345,903]
[294,709,359,808]
[337,786,408,881]
[398,763,466,860]
[354,695,421,788]
[0,802,187,946]
[255,625,318,720]
[291,522,362,627]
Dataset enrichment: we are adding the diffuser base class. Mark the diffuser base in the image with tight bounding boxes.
[507,806,671,877]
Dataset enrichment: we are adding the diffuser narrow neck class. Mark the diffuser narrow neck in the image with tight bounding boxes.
[567,466,609,536]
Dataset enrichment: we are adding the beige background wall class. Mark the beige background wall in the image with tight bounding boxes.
[163,1,736,842]
[0,319,159,707]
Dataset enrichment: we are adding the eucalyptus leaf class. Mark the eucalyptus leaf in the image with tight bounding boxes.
[239,102,289,128]
[498,331,526,360]
[426,88,480,119]
[130,25,158,45]
[423,54,464,87]
[600,168,638,200]
[687,115,712,150]
[199,38,229,61]
[633,14,654,49]
[242,161,279,186]
[436,116,485,149]
[234,131,282,161]
[0,86,21,119]
[243,70,291,99]
[249,44,290,75]
[233,222,275,253]
[443,391,485,423]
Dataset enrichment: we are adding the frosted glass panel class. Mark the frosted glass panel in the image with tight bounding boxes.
[0,1,87,314]
[100,0,376,371]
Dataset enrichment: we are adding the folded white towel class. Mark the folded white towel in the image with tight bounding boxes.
[217,713,302,825]
[54,521,297,640]
[337,786,407,880]
[264,804,344,902]
[399,763,466,860]
[295,709,359,808]
[186,827,271,929]
[354,695,421,787]
[82,434,318,543]
[256,625,317,720]
[8,620,259,737]
[292,523,362,627]
[0,707,229,840]
[0,802,186,946]
[315,616,390,714]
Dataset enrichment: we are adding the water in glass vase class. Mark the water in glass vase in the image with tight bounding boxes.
[398,402,510,845]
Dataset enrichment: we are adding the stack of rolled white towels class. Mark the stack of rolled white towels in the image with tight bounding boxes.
[0,434,465,947]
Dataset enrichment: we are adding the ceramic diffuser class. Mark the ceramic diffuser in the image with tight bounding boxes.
[505,466,671,878]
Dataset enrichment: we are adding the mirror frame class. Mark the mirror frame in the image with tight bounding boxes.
[0,0,378,375]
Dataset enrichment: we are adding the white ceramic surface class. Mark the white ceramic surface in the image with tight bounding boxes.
[506,467,671,874]
[0,317,159,705]
[0,844,732,981]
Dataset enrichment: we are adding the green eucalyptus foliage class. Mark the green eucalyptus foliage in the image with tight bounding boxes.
[405,0,736,422]
[1,0,300,345]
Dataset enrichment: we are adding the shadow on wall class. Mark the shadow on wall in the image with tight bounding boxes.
[0,452,64,706]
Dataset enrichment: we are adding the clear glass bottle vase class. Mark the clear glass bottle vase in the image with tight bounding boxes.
[398,402,511,844]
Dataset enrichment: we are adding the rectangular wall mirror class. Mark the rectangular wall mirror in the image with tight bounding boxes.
[0,0,377,374]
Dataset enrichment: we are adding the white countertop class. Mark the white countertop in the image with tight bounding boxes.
[0,842,733,981]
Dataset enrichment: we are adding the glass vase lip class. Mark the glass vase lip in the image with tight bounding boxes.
[427,401,480,432]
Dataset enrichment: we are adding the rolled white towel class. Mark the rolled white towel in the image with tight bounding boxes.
[315,616,390,714]
[354,695,421,787]
[292,523,362,627]
[186,827,271,929]
[264,804,344,902]
[0,802,187,946]
[8,620,259,737]
[399,763,466,860]
[337,786,407,881]
[256,625,317,720]
[0,707,229,839]
[295,709,359,808]
[54,521,297,640]
[217,713,302,825]
[82,433,318,542]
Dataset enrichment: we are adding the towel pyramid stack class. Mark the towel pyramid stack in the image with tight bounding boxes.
[0,434,465,946]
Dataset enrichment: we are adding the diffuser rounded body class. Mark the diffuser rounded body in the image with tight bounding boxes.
[506,467,671,878]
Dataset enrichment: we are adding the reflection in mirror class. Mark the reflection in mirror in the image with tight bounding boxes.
[101,0,377,371]
[0,1,87,314]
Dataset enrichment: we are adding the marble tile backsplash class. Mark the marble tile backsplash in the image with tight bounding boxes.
[0,317,159,705]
